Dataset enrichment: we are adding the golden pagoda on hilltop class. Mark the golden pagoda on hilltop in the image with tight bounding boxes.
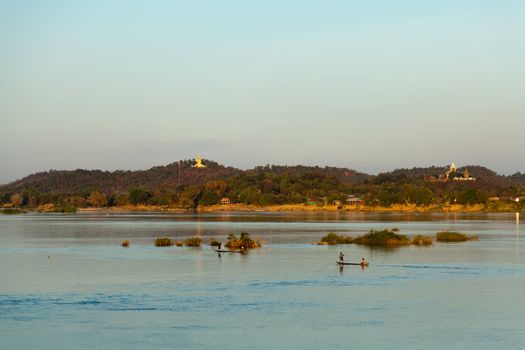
[193,155,206,168]
[424,162,476,182]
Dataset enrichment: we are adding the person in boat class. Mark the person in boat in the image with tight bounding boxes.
[339,251,344,263]
[218,241,223,250]
[361,257,368,265]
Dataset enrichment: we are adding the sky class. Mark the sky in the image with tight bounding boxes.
[1,0,524,184]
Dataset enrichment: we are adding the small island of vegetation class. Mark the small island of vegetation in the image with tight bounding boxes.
[155,236,203,247]
[209,238,221,247]
[319,232,353,245]
[436,231,478,242]
[154,237,174,247]
[353,229,412,246]
[411,235,433,246]
[184,236,202,247]
[318,229,434,247]
[317,229,481,247]
[225,232,261,249]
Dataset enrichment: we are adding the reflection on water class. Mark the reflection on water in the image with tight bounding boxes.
[515,213,520,263]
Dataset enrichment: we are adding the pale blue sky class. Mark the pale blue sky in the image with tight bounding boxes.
[1,0,524,184]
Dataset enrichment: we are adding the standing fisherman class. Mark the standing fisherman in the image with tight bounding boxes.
[339,251,344,263]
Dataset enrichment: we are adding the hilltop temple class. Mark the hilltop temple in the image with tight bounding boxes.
[193,155,207,168]
[424,163,476,182]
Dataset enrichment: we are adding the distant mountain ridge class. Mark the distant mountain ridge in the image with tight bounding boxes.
[0,160,521,195]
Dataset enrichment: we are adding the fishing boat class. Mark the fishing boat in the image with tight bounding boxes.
[214,249,244,254]
[336,261,369,266]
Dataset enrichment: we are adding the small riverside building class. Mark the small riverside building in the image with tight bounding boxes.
[346,195,364,206]
[219,197,231,205]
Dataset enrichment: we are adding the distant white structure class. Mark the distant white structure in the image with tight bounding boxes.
[425,162,476,182]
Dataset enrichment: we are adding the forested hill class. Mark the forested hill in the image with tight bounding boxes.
[247,165,371,184]
[373,165,516,187]
[1,161,523,210]
[0,160,241,194]
[0,160,368,194]
[509,172,525,185]
[1,162,522,195]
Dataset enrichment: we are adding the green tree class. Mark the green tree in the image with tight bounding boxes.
[261,179,274,193]
[239,187,261,205]
[205,180,227,196]
[10,193,23,207]
[199,190,218,206]
[259,193,276,206]
[290,192,306,204]
[128,188,151,205]
[87,191,107,207]
[179,186,202,209]
[415,187,433,205]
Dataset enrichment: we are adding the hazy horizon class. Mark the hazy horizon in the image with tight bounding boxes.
[1,1,524,184]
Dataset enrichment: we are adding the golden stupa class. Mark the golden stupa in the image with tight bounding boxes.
[193,155,206,168]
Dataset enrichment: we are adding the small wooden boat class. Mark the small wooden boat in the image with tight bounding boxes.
[337,261,369,266]
[214,249,244,254]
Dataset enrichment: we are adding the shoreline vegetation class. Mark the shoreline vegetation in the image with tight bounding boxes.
[2,202,522,214]
[1,161,523,216]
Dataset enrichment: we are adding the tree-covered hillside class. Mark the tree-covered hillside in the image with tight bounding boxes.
[0,160,523,210]
[1,160,240,194]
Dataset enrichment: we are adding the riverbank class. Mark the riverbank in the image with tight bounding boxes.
[74,203,522,213]
[2,202,521,214]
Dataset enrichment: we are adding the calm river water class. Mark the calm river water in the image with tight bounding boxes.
[0,212,524,349]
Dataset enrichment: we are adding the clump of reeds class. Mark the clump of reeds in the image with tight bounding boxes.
[184,236,202,247]
[121,240,130,247]
[209,238,220,247]
[319,232,353,245]
[436,231,478,242]
[225,232,261,249]
[411,235,433,246]
[353,229,411,246]
[175,241,184,247]
[1,208,26,214]
[52,206,77,213]
[155,237,174,247]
